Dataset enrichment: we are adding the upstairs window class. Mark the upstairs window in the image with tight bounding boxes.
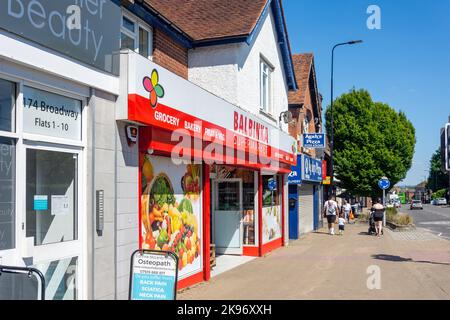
[121,14,152,59]
[260,59,273,115]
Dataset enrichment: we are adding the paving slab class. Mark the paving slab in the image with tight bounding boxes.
[178,224,450,300]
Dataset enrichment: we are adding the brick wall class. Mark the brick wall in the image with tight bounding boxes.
[288,79,319,158]
[153,29,188,79]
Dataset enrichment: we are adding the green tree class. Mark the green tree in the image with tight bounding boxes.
[427,148,449,192]
[325,89,416,198]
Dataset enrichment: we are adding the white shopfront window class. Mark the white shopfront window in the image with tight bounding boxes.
[0,75,86,300]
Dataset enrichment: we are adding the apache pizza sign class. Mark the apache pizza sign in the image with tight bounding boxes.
[121,52,296,170]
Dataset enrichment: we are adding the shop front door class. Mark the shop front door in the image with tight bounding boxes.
[24,145,83,300]
[24,144,83,300]
[213,179,243,255]
[0,143,84,300]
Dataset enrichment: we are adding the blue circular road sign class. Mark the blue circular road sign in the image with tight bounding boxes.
[378,178,390,190]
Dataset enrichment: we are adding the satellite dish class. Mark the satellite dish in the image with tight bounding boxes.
[281,111,293,124]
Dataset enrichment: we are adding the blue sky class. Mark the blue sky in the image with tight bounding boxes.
[283,0,450,186]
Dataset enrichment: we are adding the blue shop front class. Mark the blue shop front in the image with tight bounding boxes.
[288,154,323,239]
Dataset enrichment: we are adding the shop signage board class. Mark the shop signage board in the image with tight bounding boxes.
[303,133,325,148]
[288,154,302,185]
[129,250,178,300]
[22,86,82,141]
[302,155,323,183]
[0,0,121,75]
[124,53,296,170]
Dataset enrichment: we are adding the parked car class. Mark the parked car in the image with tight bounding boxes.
[436,198,447,206]
[410,200,424,210]
[431,199,437,205]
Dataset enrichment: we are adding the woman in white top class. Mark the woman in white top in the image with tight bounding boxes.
[342,200,352,222]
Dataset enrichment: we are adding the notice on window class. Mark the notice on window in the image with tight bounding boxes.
[33,195,48,211]
[51,195,70,216]
[130,250,178,300]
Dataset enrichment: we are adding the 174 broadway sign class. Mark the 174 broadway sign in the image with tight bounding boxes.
[1,0,120,75]
[303,133,325,148]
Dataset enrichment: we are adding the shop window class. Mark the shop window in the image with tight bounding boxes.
[0,79,15,132]
[262,175,280,207]
[0,138,16,251]
[262,175,282,244]
[121,13,152,59]
[26,149,78,246]
[260,59,273,114]
[242,173,256,246]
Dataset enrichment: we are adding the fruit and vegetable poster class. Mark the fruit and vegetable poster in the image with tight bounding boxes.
[262,205,282,244]
[140,154,202,279]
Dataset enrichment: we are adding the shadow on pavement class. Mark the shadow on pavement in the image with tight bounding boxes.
[372,254,450,266]
[314,231,332,235]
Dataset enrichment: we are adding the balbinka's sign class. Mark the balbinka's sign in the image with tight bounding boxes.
[233,111,269,144]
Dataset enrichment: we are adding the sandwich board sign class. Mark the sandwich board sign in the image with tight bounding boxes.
[129,250,179,300]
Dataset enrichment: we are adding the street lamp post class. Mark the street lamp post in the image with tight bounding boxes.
[330,40,363,196]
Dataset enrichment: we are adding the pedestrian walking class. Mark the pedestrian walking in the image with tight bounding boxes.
[323,195,340,235]
[371,198,385,237]
[342,200,352,222]
[338,215,345,235]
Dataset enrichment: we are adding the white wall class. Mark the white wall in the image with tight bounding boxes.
[188,44,239,106]
[188,8,290,133]
[236,9,289,132]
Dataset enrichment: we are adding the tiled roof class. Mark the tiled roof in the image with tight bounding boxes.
[288,53,313,106]
[143,0,268,42]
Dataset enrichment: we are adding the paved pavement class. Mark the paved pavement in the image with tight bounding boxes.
[178,223,450,300]
[400,204,450,241]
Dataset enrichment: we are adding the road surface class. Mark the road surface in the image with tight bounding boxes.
[400,204,450,241]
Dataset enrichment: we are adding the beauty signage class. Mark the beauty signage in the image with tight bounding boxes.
[23,86,82,141]
[129,250,178,300]
[0,0,121,75]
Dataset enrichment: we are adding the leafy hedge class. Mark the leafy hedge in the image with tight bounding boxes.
[432,188,448,200]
